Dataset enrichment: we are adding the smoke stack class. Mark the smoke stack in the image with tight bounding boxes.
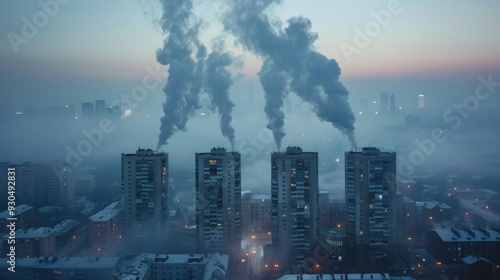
[155,1,237,150]
[222,0,357,149]
[156,0,206,150]
[203,46,236,150]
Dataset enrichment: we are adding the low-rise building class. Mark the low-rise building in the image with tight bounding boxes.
[277,273,413,280]
[426,227,500,264]
[88,202,121,251]
[0,204,34,234]
[53,219,80,248]
[0,256,120,280]
[2,227,56,258]
[116,253,229,280]
[416,201,453,224]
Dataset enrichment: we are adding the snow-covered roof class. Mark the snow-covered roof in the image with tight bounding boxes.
[277,273,394,280]
[89,209,120,222]
[0,204,33,219]
[53,219,79,236]
[4,227,54,239]
[431,227,500,242]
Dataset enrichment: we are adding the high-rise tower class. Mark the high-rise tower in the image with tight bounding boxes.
[121,148,168,239]
[271,146,318,263]
[418,94,425,109]
[345,147,396,269]
[195,148,241,254]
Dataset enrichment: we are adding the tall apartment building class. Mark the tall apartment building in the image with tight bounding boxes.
[121,148,168,239]
[345,147,397,269]
[195,148,241,254]
[8,162,75,207]
[270,146,318,263]
[418,94,425,109]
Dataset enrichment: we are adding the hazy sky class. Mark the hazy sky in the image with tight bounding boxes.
[1,1,500,86]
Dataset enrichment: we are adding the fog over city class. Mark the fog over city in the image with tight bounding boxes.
[2,77,499,198]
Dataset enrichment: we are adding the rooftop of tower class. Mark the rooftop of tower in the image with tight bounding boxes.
[196,147,240,156]
[286,146,303,154]
[346,147,396,156]
[211,147,227,155]
[271,146,318,156]
[122,148,166,157]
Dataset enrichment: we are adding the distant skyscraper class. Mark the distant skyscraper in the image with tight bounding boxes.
[389,93,396,114]
[95,100,106,119]
[380,92,389,114]
[121,148,168,239]
[81,102,94,120]
[418,94,425,109]
[345,147,397,269]
[195,148,241,253]
[271,146,318,263]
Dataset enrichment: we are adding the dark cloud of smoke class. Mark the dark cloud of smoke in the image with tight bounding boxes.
[156,0,237,151]
[260,59,288,151]
[204,44,236,150]
[222,0,357,149]
[156,0,206,150]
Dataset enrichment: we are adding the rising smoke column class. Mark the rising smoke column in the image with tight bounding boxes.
[222,0,357,149]
[203,47,236,150]
[260,59,288,151]
[156,0,207,150]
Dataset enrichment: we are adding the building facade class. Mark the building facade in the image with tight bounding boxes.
[10,162,75,207]
[241,191,271,233]
[0,204,34,234]
[116,253,229,280]
[0,256,120,280]
[271,146,318,263]
[345,147,397,269]
[426,227,500,264]
[89,202,121,251]
[195,148,241,253]
[121,148,168,239]
[3,227,56,258]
